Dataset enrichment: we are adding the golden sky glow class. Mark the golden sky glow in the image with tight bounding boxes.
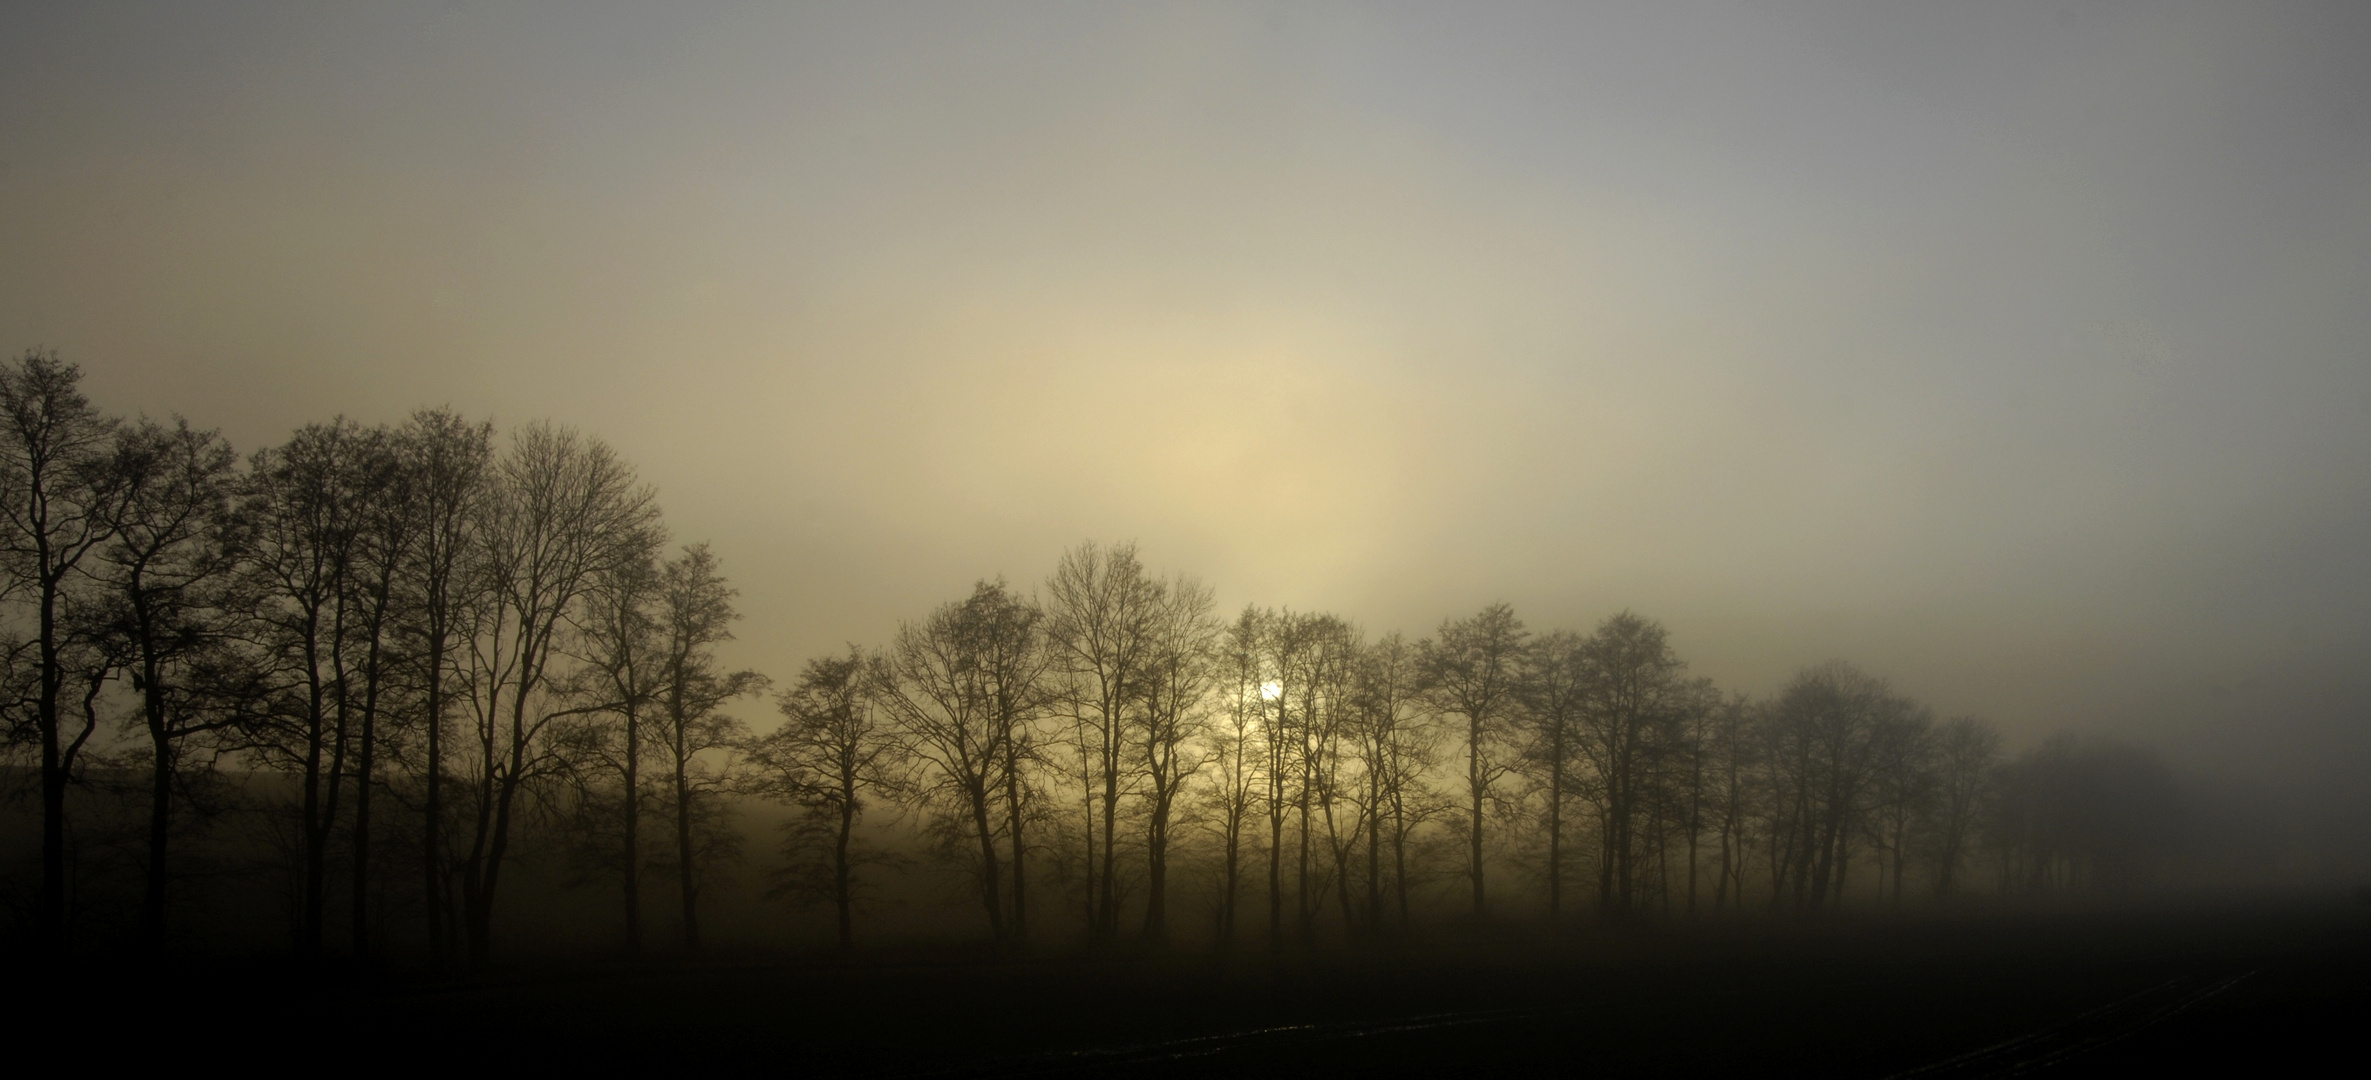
[3,2,2368,790]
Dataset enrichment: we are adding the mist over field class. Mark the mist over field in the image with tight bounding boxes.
[5,3,2369,1075]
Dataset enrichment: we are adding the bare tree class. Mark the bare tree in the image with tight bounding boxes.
[342,425,417,956]
[453,422,659,966]
[236,418,387,955]
[1707,693,1756,911]
[650,543,765,953]
[1350,631,1435,930]
[1418,602,1526,919]
[1042,541,1159,942]
[1572,612,1696,918]
[1518,629,1585,920]
[876,581,1034,941]
[393,408,492,969]
[1294,615,1358,938]
[1931,715,2000,897]
[1761,661,1894,912]
[1204,606,1265,946]
[1867,704,1938,908]
[1258,608,1306,947]
[1136,574,1215,941]
[748,647,904,949]
[87,416,239,952]
[0,351,129,949]
[967,577,1049,943]
[563,550,663,953]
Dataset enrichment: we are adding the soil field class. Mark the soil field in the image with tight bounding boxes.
[27,901,2370,1077]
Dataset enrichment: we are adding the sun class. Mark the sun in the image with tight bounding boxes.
[1260,680,1283,701]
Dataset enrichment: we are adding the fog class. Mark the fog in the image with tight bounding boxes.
[5,3,2370,1070]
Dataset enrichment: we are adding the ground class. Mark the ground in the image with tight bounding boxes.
[28,900,2369,1077]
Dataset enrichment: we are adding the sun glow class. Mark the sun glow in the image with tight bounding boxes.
[1260,680,1283,701]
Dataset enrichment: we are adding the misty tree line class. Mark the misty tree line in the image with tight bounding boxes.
[1,351,2189,962]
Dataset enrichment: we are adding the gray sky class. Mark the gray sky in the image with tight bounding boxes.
[3,2,2366,790]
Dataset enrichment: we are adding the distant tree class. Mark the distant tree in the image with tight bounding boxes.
[966,577,1050,942]
[0,351,129,949]
[340,424,418,956]
[453,422,659,966]
[1288,614,1359,937]
[1670,676,1721,913]
[86,416,240,952]
[1761,661,1896,912]
[1571,613,1702,917]
[1990,735,2186,893]
[1418,602,1527,919]
[1302,616,1362,937]
[1865,704,1938,908]
[649,543,766,953]
[563,549,664,952]
[1257,607,1310,946]
[876,580,1035,941]
[1136,574,1216,941]
[1042,541,1160,942]
[1518,629,1586,920]
[392,408,493,969]
[1204,607,1265,945]
[235,417,389,955]
[747,647,904,949]
[1349,631,1436,929]
[1705,693,1757,911]
[1930,716,2001,897]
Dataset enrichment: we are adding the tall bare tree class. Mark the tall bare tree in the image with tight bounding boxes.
[1043,541,1160,942]
[1294,615,1358,938]
[394,408,492,969]
[1205,606,1265,946]
[1867,704,1938,907]
[1762,661,1893,912]
[0,351,128,949]
[1258,608,1305,947]
[87,416,239,952]
[876,581,1036,941]
[1572,612,1695,918]
[1519,629,1586,920]
[565,549,663,953]
[1931,715,2001,897]
[1418,602,1526,918]
[454,422,658,966]
[1350,631,1434,930]
[238,418,387,955]
[1137,575,1215,941]
[749,647,904,949]
[650,543,765,953]
[342,426,416,956]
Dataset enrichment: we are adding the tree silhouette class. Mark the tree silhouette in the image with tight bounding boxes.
[748,647,904,949]
[651,543,765,952]
[1418,602,1526,918]
[86,416,239,952]
[453,423,659,966]
[0,351,129,950]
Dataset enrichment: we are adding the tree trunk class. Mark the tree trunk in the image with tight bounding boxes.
[970,778,1005,940]
[622,704,642,955]
[1546,725,1563,920]
[675,761,698,953]
[422,633,445,971]
[835,781,855,950]
[138,668,171,953]
[1467,714,1485,917]
[1005,739,1028,943]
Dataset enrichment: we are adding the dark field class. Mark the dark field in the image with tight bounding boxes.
[37,901,2369,1077]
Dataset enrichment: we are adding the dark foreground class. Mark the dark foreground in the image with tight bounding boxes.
[34,902,2371,1077]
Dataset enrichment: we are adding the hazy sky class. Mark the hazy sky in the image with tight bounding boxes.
[3,2,2366,787]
